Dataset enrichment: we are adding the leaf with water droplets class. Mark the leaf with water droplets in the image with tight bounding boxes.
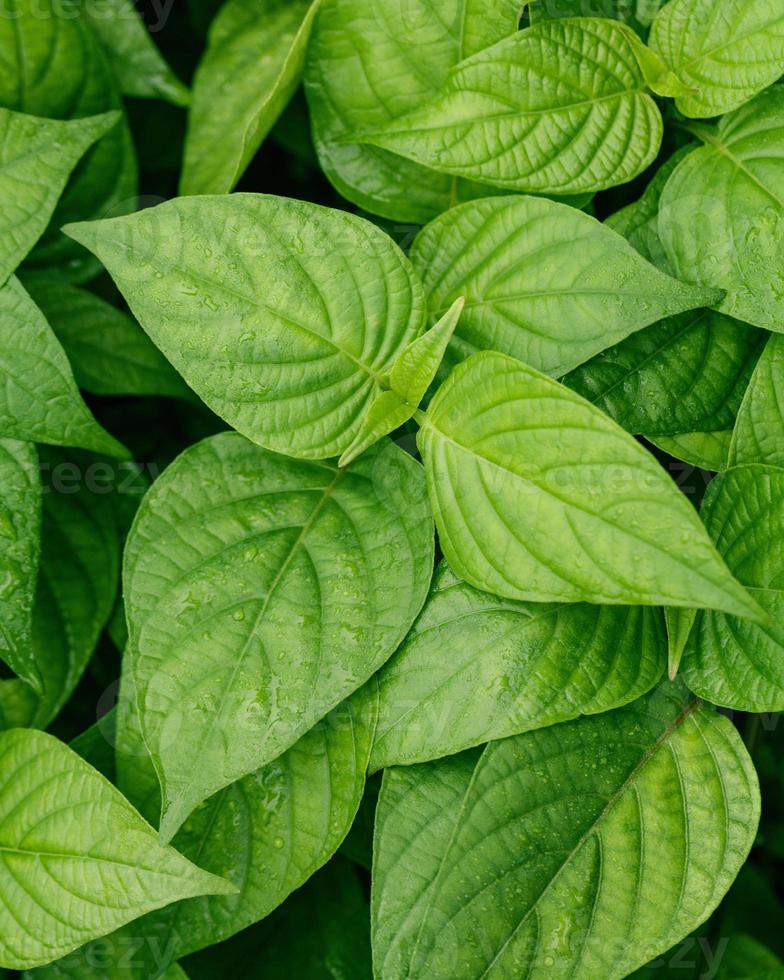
[65,195,425,460]
[0,727,236,971]
[418,350,762,616]
[124,432,432,840]
[372,683,759,979]
[0,440,40,692]
[659,87,784,332]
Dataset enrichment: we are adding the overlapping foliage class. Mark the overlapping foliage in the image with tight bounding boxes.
[2,0,784,977]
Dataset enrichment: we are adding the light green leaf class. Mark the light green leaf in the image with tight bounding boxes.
[418,350,761,617]
[372,683,759,980]
[0,277,127,457]
[564,308,764,436]
[0,109,119,285]
[389,297,464,406]
[647,430,732,472]
[370,561,665,769]
[304,0,521,222]
[664,606,697,680]
[0,0,138,282]
[659,88,784,333]
[65,195,425,460]
[184,858,372,980]
[80,0,189,106]
[181,0,320,195]
[338,392,414,468]
[730,333,784,467]
[124,432,433,840]
[0,728,235,971]
[0,440,40,691]
[682,464,784,711]
[605,144,693,268]
[26,282,193,401]
[361,18,663,195]
[81,682,378,975]
[411,195,721,377]
[339,298,465,467]
[649,0,784,118]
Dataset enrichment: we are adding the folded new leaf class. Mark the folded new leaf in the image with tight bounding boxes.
[372,683,759,979]
[410,195,722,377]
[0,728,235,971]
[417,350,762,617]
[338,298,464,466]
[358,18,663,194]
[123,433,432,840]
[730,334,784,467]
[64,195,426,460]
[0,109,119,285]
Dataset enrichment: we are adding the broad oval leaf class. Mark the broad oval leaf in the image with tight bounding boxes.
[51,679,378,977]
[682,464,784,711]
[411,195,721,377]
[565,308,764,436]
[0,0,138,282]
[124,432,433,840]
[370,561,665,770]
[659,88,784,333]
[0,109,119,284]
[80,0,189,106]
[418,350,760,616]
[181,0,320,195]
[27,282,193,401]
[649,0,784,118]
[362,17,663,195]
[730,333,784,467]
[0,440,40,691]
[304,0,521,222]
[0,278,127,457]
[0,728,235,971]
[65,195,426,459]
[372,684,759,979]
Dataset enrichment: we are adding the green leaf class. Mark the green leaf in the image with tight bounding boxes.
[26,282,193,401]
[730,334,784,467]
[181,0,320,195]
[124,432,433,840]
[649,0,784,118]
[647,430,732,472]
[3,447,121,729]
[338,298,464,467]
[659,88,784,333]
[564,308,764,436]
[0,728,235,971]
[664,606,697,680]
[0,0,138,282]
[64,195,426,459]
[528,0,666,32]
[0,440,40,692]
[360,17,663,195]
[418,350,761,617]
[605,144,694,268]
[370,561,665,769]
[184,858,372,980]
[80,0,189,106]
[0,109,119,284]
[372,683,759,979]
[411,195,721,377]
[0,278,127,457]
[304,0,521,222]
[682,464,784,711]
